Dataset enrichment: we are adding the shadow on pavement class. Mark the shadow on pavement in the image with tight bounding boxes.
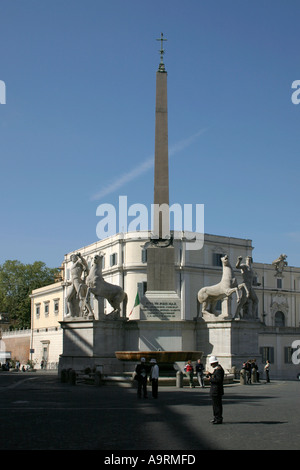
[222,421,287,425]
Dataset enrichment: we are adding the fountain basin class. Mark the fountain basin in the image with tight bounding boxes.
[115,351,203,363]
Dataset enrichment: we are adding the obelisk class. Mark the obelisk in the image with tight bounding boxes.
[153,33,169,239]
[146,33,175,293]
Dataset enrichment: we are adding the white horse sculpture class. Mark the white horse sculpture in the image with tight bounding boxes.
[84,254,128,318]
[197,254,240,317]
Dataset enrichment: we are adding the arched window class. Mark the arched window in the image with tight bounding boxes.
[275,311,285,327]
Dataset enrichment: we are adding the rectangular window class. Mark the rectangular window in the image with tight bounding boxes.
[44,302,49,316]
[138,281,147,298]
[213,253,225,267]
[277,278,282,289]
[260,346,274,363]
[36,304,40,317]
[54,300,59,315]
[284,346,298,364]
[110,253,118,266]
[141,249,147,263]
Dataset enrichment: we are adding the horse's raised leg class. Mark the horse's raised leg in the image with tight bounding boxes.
[235,287,240,301]
[238,282,250,298]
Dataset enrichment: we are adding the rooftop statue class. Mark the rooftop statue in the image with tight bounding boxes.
[272,254,288,277]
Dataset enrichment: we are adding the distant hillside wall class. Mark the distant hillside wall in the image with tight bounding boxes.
[1,329,31,365]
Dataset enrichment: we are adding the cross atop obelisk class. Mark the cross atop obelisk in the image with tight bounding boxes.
[156,32,167,72]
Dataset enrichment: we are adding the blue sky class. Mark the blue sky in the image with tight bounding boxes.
[1,0,300,268]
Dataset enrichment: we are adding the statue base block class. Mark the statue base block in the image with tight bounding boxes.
[58,318,127,375]
[196,318,263,372]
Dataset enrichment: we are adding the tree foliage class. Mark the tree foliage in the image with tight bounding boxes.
[0,260,60,329]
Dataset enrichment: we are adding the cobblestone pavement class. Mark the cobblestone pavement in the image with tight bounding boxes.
[0,371,299,451]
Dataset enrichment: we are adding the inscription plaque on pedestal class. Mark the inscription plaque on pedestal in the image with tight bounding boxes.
[140,291,181,321]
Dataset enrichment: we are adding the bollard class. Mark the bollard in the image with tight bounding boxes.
[68,369,76,385]
[60,369,67,383]
[240,369,246,385]
[176,370,183,388]
[251,369,257,383]
[94,371,102,386]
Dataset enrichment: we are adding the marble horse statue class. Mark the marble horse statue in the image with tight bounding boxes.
[84,254,128,318]
[197,254,240,317]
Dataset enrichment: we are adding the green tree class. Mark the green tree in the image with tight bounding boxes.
[0,260,60,329]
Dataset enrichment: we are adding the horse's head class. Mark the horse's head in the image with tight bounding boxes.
[93,252,105,264]
[221,254,230,267]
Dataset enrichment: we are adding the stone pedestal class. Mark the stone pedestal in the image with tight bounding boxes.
[196,318,263,372]
[58,318,127,374]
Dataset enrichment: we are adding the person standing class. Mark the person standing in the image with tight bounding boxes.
[264,360,270,383]
[135,357,149,398]
[184,360,195,388]
[206,356,224,424]
[150,358,159,398]
[196,359,205,388]
[245,360,252,384]
[255,360,260,382]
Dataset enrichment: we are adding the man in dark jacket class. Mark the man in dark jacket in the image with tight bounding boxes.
[135,357,149,398]
[206,356,224,424]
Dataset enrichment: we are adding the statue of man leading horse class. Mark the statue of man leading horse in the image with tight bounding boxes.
[65,252,127,320]
[197,254,259,319]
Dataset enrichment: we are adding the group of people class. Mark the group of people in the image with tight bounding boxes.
[134,355,224,425]
[241,359,260,383]
[1,360,30,372]
[134,357,159,399]
[241,358,271,383]
[184,359,205,388]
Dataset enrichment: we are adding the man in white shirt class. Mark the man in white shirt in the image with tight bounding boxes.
[150,358,159,399]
